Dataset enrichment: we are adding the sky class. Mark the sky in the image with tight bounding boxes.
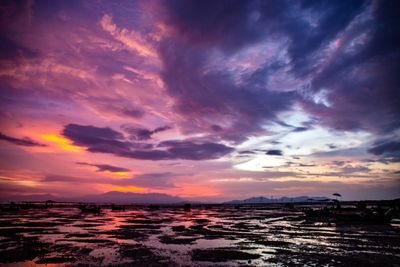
[0,0,399,201]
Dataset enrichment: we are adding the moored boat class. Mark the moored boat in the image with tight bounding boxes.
[333,209,393,224]
[78,204,101,214]
[111,204,125,211]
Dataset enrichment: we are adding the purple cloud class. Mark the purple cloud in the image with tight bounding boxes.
[159,41,297,142]
[158,140,233,160]
[368,140,400,162]
[300,1,400,134]
[76,162,130,173]
[121,124,172,141]
[1,0,399,201]
[63,124,233,160]
[0,132,45,147]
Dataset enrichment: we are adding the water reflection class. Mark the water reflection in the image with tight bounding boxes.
[0,206,399,266]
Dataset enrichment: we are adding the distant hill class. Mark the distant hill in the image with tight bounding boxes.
[0,194,57,203]
[0,191,186,204]
[224,196,330,204]
[74,191,186,204]
[1,192,332,205]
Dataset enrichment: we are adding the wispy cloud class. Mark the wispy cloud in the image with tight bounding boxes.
[76,162,130,173]
[0,132,45,147]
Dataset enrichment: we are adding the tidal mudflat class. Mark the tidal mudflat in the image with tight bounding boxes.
[0,206,399,266]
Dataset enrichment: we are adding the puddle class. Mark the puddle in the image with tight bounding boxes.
[0,206,399,266]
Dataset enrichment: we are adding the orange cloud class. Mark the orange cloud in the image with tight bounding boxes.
[41,134,82,152]
[105,185,145,193]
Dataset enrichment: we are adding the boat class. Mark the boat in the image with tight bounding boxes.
[0,203,20,212]
[304,207,393,224]
[111,204,125,211]
[184,203,191,212]
[334,208,393,224]
[78,204,101,213]
[303,208,332,218]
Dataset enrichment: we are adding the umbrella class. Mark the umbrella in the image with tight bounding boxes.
[333,193,342,197]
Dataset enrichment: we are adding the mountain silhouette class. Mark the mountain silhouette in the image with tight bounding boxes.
[224,196,330,204]
[0,191,186,204]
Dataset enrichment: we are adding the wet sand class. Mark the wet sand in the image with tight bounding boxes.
[0,206,399,266]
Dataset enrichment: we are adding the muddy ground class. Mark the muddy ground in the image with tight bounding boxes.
[0,206,399,266]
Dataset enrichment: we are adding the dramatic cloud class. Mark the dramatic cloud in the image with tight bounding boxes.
[159,41,297,142]
[0,132,45,147]
[63,124,233,160]
[300,1,400,134]
[1,0,399,201]
[368,140,400,162]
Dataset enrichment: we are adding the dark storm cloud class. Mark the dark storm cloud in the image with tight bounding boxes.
[157,2,325,143]
[159,41,296,142]
[287,0,366,75]
[0,132,46,147]
[158,0,400,144]
[368,141,400,156]
[162,0,261,51]
[265,150,283,156]
[368,140,400,162]
[160,0,366,81]
[162,0,364,56]
[76,162,130,173]
[63,124,233,160]
[301,0,400,134]
[156,0,372,143]
[302,57,400,133]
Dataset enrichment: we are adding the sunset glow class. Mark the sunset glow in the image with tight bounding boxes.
[42,134,83,153]
[0,0,399,202]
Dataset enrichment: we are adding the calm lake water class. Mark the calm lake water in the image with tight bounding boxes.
[0,206,399,266]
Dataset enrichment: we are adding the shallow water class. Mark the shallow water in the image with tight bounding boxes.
[0,206,399,266]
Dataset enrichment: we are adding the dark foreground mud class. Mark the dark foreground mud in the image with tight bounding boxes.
[0,206,399,266]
